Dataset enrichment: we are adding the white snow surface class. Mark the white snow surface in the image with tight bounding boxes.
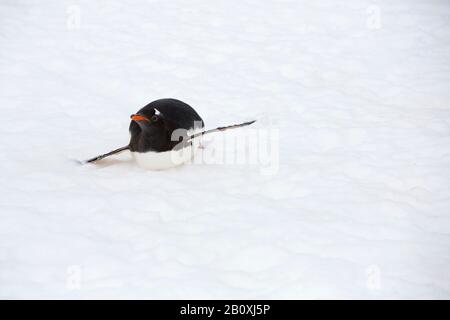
[1,0,450,299]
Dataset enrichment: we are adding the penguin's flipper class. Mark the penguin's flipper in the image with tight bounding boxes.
[187,120,256,142]
[83,145,130,164]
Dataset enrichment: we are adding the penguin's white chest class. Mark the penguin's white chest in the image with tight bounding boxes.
[131,144,199,170]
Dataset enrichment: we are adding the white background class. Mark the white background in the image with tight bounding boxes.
[0,0,449,298]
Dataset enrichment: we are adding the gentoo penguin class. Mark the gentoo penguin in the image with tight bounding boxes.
[84,98,255,170]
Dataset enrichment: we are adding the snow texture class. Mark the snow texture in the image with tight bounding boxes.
[1,0,450,299]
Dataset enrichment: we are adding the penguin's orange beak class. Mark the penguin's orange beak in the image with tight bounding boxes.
[130,114,149,122]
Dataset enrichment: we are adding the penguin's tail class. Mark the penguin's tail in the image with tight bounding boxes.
[187,120,256,141]
[82,145,130,164]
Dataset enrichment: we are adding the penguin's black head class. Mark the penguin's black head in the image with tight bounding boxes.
[130,109,164,131]
[129,108,172,152]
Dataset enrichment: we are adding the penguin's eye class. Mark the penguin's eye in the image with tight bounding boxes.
[151,115,159,122]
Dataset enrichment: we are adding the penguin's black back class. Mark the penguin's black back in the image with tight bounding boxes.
[138,98,204,130]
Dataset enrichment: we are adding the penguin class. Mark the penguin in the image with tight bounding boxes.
[84,98,255,170]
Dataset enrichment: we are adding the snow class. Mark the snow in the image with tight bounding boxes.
[1,0,450,299]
